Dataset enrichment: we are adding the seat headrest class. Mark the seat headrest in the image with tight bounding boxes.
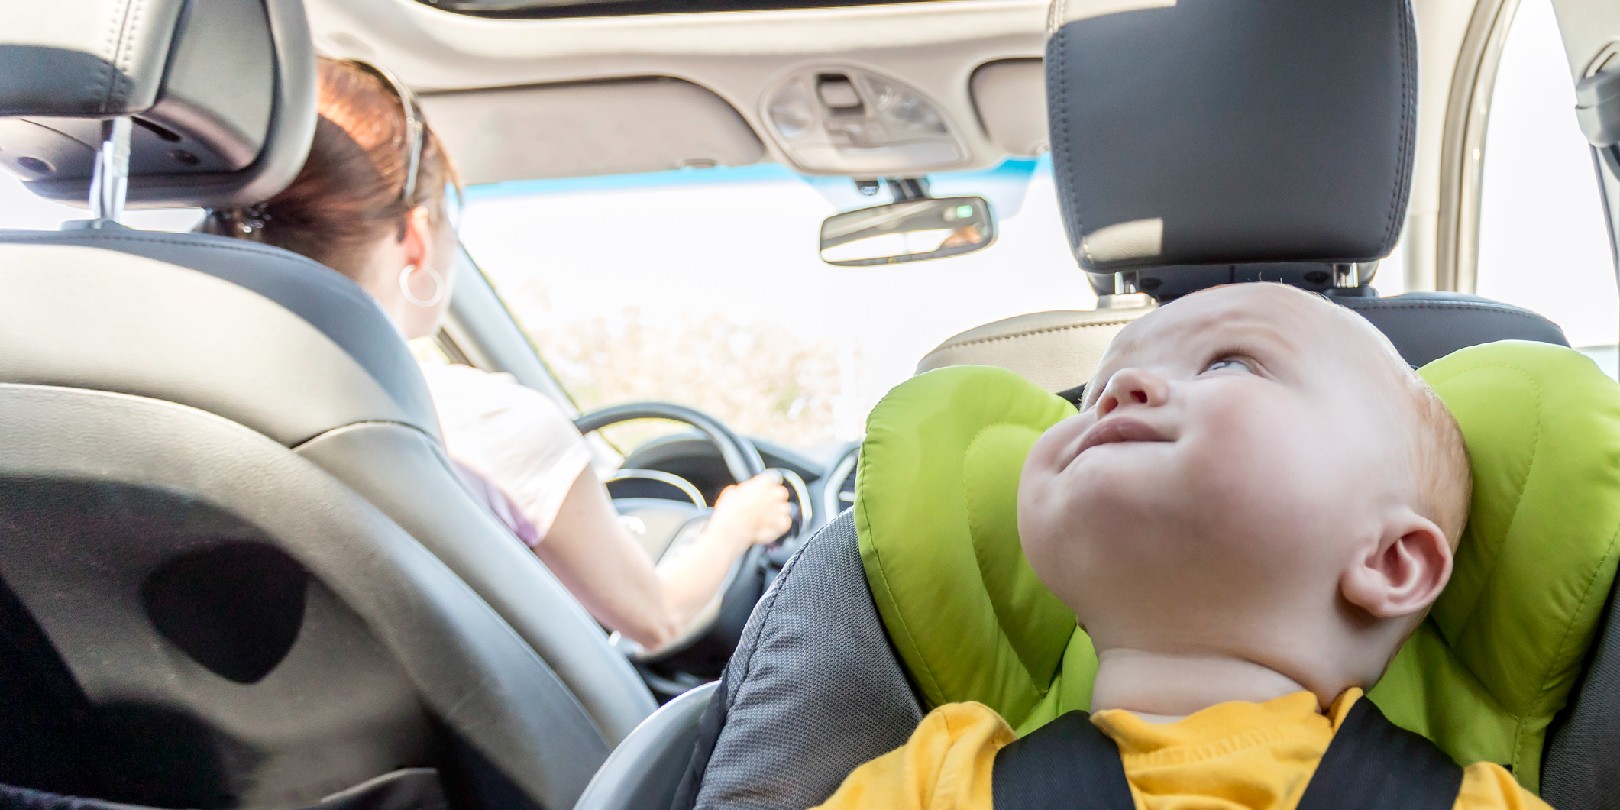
[0,0,316,209]
[1046,0,1417,274]
[0,230,442,448]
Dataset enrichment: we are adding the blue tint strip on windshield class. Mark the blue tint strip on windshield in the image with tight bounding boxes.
[940,157,1041,180]
[467,156,1051,201]
[468,163,799,200]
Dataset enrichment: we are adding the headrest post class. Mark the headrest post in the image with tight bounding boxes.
[88,118,133,228]
[1097,292,1154,310]
[1332,263,1360,289]
[1112,271,1140,296]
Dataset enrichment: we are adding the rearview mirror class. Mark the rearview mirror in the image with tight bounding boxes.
[819,196,995,266]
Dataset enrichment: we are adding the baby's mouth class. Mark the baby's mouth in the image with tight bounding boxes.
[1070,415,1172,461]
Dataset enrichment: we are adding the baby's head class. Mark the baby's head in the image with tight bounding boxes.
[1017,283,1471,702]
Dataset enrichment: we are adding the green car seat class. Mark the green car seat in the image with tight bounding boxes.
[676,333,1618,810]
[856,341,1620,794]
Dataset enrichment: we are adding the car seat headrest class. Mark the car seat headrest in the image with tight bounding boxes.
[857,341,1620,793]
[0,0,317,209]
[1046,0,1416,276]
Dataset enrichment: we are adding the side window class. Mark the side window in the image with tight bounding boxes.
[1475,0,1618,375]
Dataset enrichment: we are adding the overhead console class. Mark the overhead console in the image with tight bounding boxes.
[762,68,969,175]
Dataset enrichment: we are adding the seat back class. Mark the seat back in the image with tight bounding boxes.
[0,229,657,747]
[0,384,603,809]
[576,682,723,810]
[918,292,1571,398]
[679,513,921,810]
[0,1,653,805]
[916,298,1155,399]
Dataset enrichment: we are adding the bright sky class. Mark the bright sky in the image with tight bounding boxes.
[3,0,1614,444]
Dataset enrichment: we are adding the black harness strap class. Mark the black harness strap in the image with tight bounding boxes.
[1294,698,1464,810]
[991,698,1463,809]
[991,711,1136,810]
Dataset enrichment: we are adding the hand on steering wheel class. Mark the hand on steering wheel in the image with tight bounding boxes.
[573,401,800,671]
[708,473,795,549]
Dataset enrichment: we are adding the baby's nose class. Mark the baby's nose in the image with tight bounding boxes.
[1097,368,1168,416]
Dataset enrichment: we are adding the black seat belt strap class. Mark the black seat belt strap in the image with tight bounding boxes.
[1294,698,1463,810]
[991,711,1136,810]
[991,699,1463,809]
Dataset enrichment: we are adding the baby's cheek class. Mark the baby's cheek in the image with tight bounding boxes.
[1199,402,1312,475]
[1176,438,1296,535]
[1020,517,1081,605]
[1015,477,1057,557]
[1018,480,1077,565]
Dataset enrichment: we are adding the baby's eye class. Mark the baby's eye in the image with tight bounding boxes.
[1202,357,1254,374]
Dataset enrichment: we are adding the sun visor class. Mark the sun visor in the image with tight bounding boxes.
[1046,0,1417,273]
[0,0,316,209]
[420,78,766,185]
[972,60,1048,158]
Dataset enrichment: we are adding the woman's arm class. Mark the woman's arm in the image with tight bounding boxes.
[534,465,790,651]
[420,364,789,650]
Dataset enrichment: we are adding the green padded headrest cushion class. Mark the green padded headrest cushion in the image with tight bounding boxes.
[856,340,1620,792]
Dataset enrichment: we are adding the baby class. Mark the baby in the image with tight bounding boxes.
[815,283,1546,809]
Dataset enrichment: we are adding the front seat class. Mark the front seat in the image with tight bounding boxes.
[919,0,1567,395]
[0,1,651,807]
[671,1,1591,809]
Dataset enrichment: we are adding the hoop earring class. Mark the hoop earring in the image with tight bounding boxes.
[399,263,445,308]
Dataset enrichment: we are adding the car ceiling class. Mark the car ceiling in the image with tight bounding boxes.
[304,0,1493,199]
[307,0,1048,183]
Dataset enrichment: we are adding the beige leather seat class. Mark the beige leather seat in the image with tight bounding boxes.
[0,2,652,807]
[916,295,1155,396]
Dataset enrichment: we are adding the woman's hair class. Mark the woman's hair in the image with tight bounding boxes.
[204,57,460,279]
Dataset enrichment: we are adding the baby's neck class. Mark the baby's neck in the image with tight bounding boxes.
[1090,648,1315,723]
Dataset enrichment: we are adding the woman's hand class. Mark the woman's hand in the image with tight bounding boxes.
[536,467,793,651]
[708,472,794,548]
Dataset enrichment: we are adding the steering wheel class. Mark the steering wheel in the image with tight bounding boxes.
[572,401,785,673]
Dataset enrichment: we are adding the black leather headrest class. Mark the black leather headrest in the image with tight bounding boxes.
[1046,0,1417,274]
[0,0,316,209]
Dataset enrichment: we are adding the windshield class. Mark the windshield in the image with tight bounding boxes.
[460,157,1097,453]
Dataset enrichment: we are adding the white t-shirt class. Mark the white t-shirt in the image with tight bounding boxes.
[420,362,592,543]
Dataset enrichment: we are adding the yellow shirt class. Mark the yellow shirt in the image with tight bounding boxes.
[812,690,1549,810]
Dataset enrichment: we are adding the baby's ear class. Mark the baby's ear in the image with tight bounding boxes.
[1340,513,1453,620]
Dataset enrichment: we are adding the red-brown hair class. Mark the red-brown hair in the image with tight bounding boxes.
[206,57,460,279]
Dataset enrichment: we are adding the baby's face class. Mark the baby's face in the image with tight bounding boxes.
[1018,284,1413,653]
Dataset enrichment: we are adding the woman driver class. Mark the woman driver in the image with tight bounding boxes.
[206,57,792,652]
